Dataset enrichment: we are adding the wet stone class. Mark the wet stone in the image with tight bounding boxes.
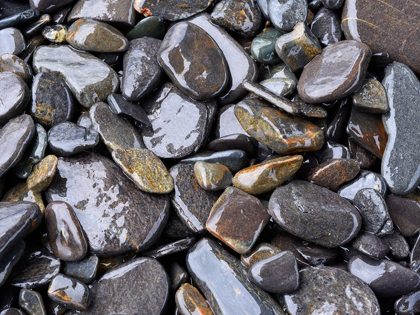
[0,241,25,287]
[126,16,165,41]
[349,255,420,297]
[325,98,352,142]
[0,54,32,83]
[322,0,343,9]
[175,283,213,315]
[48,274,90,311]
[310,8,341,46]
[260,77,296,98]
[22,14,51,38]
[241,242,280,268]
[352,233,389,259]
[166,261,188,292]
[411,234,420,273]
[76,112,93,130]
[19,289,46,315]
[158,21,228,101]
[187,238,284,315]
[0,9,40,30]
[337,170,387,202]
[275,22,321,73]
[0,28,25,55]
[259,62,298,82]
[0,309,25,315]
[27,155,58,192]
[387,195,420,237]
[353,78,389,114]
[194,161,232,191]
[183,150,248,174]
[29,0,74,13]
[394,290,420,315]
[308,158,360,191]
[283,266,380,315]
[2,183,45,215]
[268,0,308,32]
[206,134,256,158]
[143,237,196,259]
[170,164,220,233]
[269,180,362,248]
[251,28,282,64]
[206,187,269,254]
[215,104,248,138]
[111,147,173,194]
[42,24,67,43]
[298,40,372,103]
[0,73,29,124]
[163,213,195,240]
[211,0,262,38]
[348,139,377,170]
[30,73,74,128]
[382,230,410,261]
[33,45,119,108]
[63,255,99,284]
[234,155,302,195]
[48,122,99,156]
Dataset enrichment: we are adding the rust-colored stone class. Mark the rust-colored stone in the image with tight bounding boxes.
[175,283,213,315]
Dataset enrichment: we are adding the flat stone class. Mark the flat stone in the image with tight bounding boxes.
[353,78,389,113]
[19,289,46,315]
[297,40,371,103]
[310,7,341,46]
[2,183,45,215]
[234,155,302,194]
[107,94,150,126]
[268,0,308,32]
[27,155,58,192]
[63,255,99,284]
[33,45,119,108]
[194,161,232,191]
[0,28,25,55]
[121,37,163,101]
[206,187,269,254]
[268,180,362,247]
[387,195,420,237]
[382,230,409,261]
[140,83,209,159]
[342,0,420,74]
[175,283,213,315]
[251,28,282,64]
[260,77,296,98]
[352,233,389,259]
[394,290,420,315]
[293,239,337,265]
[187,238,285,315]
[111,147,173,194]
[308,158,360,191]
[181,150,248,174]
[283,267,380,315]
[349,255,420,297]
[45,153,170,256]
[0,54,32,82]
[0,241,25,287]
[170,164,220,233]
[207,134,256,158]
[0,73,29,124]
[125,16,165,40]
[382,62,420,195]
[234,99,324,154]
[337,170,387,202]
[48,274,90,311]
[143,237,196,259]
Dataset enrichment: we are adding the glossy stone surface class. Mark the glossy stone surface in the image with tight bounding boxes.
[342,0,420,74]
[268,0,308,32]
[33,45,119,108]
[0,28,25,55]
[19,289,46,315]
[234,99,324,154]
[241,242,280,268]
[63,255,99,284]
[383,230,409,261]
[0,241,25,287]
[352,233,389,259]
[42,24,68,43]
[387,195,420,237]
[410,235,420,273]
[207,134,255,158]
[293,239,337,266]
[0,54,32,83]
[194,161,232,191]
[27,155,58,192]
[269,180,362,247]
[215,104,248,138]
[353,78,389,113]
[338,170,387,202]
[283,267,380,315]
[175,283,213,315]
[107,94,150,126]
[260,77,296,98]
[382,62,420,195]
[2,183,45,215]
[45,153,170,256]
[126,16,165,40]
[0,9,39,30]
[111,147,173,194]
[187,238,284,315]
[48,274,90,310]
[0,309,25,315]
[30,0,73,13]
[395,290,420,315]
[251,28,282,64]
[122,37,163,101]
[275,22,321,72]
[348,139,377,170]
[318,142,350,164]
[0,73,29,124]
[181,150,248,173]
[298,40,371,103]
[234,155,302,194]
[310,8,341,46]
[170,164,220,233]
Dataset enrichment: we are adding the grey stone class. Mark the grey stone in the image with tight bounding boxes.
[0,28,25,55]
[268,0,308,32]
[310,7,341,46]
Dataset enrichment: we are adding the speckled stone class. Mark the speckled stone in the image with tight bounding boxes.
[268,0,308,32]
[241,242,280,268]
[0,241,25,287]
[387,195,420,237]
[0,54,32,82]
[42,24,68,43]
[269,180,362,247]
[175,283,213,315]
[27,155,58,192]
[353,78,389,113]
[2,183,45,215]
[251,28,282,64]
[193,162,232,191]
[0,73,29,125]
[111,147,173,194]
[310,8,341,46]
[187,238,285,315]
[338,170,387,202]
[283,267,380,314]
[19,289,46,315]
[0,28,25,55]
[63,255,99,284]
[48,274,90,310]
[181,150,248,173]
[352,233,389,259]
[126,16,165,40]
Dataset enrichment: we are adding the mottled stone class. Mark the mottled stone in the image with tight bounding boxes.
[310,8,341,46]
[0,28,25,55]
[387,195,420,237]
[45,153,170,256]
[63,255,99,284]
[0,73,29,124]
[268,0,308,32]
[42,24,67,43]
[19,289,46,315]
[298,40,371,103]
[353,78,389,113]
[48,274,90,310]
[126,16,165,41]
[143,237,196,259]
[111,147,173,194]
[284,267,380,315]
[27,155,58,192]
[0,54,32,82]
[194,162,232,191]
[382,230,410,261]
[352,233,389,259]
[394,290,420,315]
[2,183,45,215]
[251,28,282,64]
[337,170,387,202]
[176,283,213,315]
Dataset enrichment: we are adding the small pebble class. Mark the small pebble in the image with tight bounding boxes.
[193,161,232,191]
[48,274,90,310]
[27,155,58,192]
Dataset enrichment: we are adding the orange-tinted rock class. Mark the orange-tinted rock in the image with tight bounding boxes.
[241,242,281,268]
[175,283,213,315]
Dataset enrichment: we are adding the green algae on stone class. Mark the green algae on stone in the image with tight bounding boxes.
[193,161,232,191]
[27,155,58,192]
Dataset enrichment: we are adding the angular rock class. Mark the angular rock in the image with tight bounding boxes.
[0,73,29,124]
[0,54,32,82]
[251,28,282,64]
[310,7,341,46]
[48,274,90,310]
[387,195,420,237]
[19,289,46,315]
[338,170,387,202]
[125,16,165,41]
[27,155,58,192]
[63,255,99,284]
[175,283,213,315]
[181,150,248,173]
[353,78,389,113]
[352,233,389,259]
[0,28,25,55]
[268,0,308,32]
[193,161,232,191]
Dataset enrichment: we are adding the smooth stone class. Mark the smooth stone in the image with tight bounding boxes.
[30,73,74,127]
[215,104,248,138]
[353,78,389,113]
[126,16,165,40]
[0,241,25,287]
[48,122,99,156]
[234,155,302,195]
[76,112,93,129]
[27,155,58,192]
[310,8,341,46]
[268,0,308,32]
[387,195,420,237]
[170,164,220,233]
[293,239,337,265]
[42,24,67,43]
[251,28,282,64]
[342,0,420,74]
[349,255,420,297]
[260,77,296,98]
[188,13,258,104]
[298,40,372,103]
[45,201,88,262]
[143,237,196,259]
[348,139,377,170]
[0,309,25,315]
[382,62,420,195]
[63,255,99,284]
[176,283,213,315]
[207,134,256,158]
[2,183,45,215]
[395,290,420,315]
[19,34,45,63]
[187,238,285,314]
[0,9,40,30]
[206,187,269,254]
[308,158,360,191]
[140,83,209,159]
[337,170,387,202]
[269,180,362,247]
[383,230,410,261]
[241,242,280,268]
[166,261,188,292]
[48,274,90,310]
[19,289,46,315]
[321,0,343,9]
[0,28,25,55]
[256,0,269,18]
[0,73,29,124]
[325,98,352,142]
[284,266,380,314]
[211,0,262,37]
[259,62,298,82]
[107,94,150,126]
[163,213,196,240]
[318,142,350,164]
[45,153,170,256]
[234,99,324,154]
[0,54,32,82]
[411,234,420,273]
[22,14,51,38]
[33,45,119,108]
[51,3,72,24]
[30,0,73,13]
[68,0,135,26]
[10,248,60,288]
[0,285,19,311]
[352,233,389,259]
[180,150,248,173]
[275,22,321,72]
[111,147,173,194]
[158,21,228,101]
[194,161,232,191]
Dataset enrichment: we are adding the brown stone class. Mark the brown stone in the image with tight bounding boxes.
[27,155,58,192]
[241,242,281,268]
[193,161,233,191]
[175,283,213,315]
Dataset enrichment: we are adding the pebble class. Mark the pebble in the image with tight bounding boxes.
[48,274,90,310]
[260,77,296,97]
[293,239,337,265]
[394,290,420,315]
[107,94,150,126]
[143,237,196,259]
[387,195,420,237]
[251,28,282,64]
[63,255,99,285]
[215,104,248,138]
[175,283,213,315]
[111,147,174,194]
[0,241,25,287]
[298,40,372,103]
[337,170,387,202]
[310,7,341,46]
[0,73,29,124]
[206,134,256,158]
[193,161,232,191]
[352,233,389,259]
[268,0,308,32]
[29,0,74,13]
[348,138,377,169]
[411,235,420,273]
[0,9,40,30]
[164,213,195,240]
[125,16,165,40]
[42,24,67,43]
[0,309,25,315]
[27,155,58,192]
[166,261,188,292]
[241,242,280,268]
[382,230,410,261]
[19,289,47,315]
[268,180,361,247]
[121,37,163,101]
[0,54,32,83]
[283,267,380,314]
[2,183,45,215]
[325,98,351,141]
[180,150,248,173]
[0,28,25,55]
[353,78,389,113]
[234,155,302,194]
[318,142,350,163]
